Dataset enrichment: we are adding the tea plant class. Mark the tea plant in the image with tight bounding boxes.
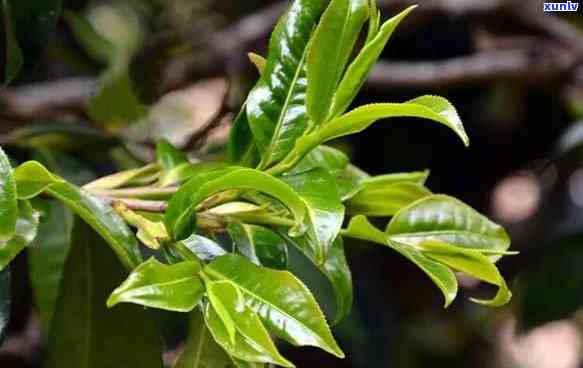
[0,0,514,366]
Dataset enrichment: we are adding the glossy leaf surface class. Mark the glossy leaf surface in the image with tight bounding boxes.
[14,161,142,269]
[288,145,348,175]
[330,6,416,117]
[386,195,510,257]
[108,258,204,312]
[205,281,294,367]
[307,0,368,124]
[345,215,458,306]
[166,167,307,240]
[346,182,431,216]
[0,147,17,240]
[281,169,344,263]
[228,108,259,167]
[247,0,328,168]
[419,240,511,306]
[179,234,227,263]
[45,220,163,368]
[228,223,288,270]
[175,310,235,368]
[0,200,40,270]
[204,254,344,357]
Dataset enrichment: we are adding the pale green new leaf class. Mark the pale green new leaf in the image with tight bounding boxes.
[419,240,512,306]
[386,194,510,260]
[248,53,267,75]
[281,169,344,263]
[107,258,204,312]
[345,215,458,306]
[330,5,417,117]
[346,182,432,216]
[204,254,344,358]
[165,167,307,240]
[307,0,368,124]
[288,145,348,175]
[206,281,294,367]
[83,163,160,190]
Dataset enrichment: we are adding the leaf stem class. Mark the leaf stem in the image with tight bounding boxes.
[87,186,178,199]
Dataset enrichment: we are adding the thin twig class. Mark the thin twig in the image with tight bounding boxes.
[98,196,168,212]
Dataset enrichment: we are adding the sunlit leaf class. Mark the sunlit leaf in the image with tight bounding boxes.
[107,258,204,312]
[204,254,344,357]
[0,200,40,270]
[0,147,17,241]
[346,182,432,216]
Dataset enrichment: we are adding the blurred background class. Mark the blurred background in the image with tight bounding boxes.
[1,0,583,367]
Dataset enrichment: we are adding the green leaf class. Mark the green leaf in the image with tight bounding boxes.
[0,147,17,241]
[419,240,511,306]
[28,201,73,331]
[165,167,307,241]
[2,0,23,83]
[64,10,115,64]
[227,223,288,270]
[45,219,163,368]
[288,145,349,175]
[321,96,469,147]
[385,195,510,260]
[83,164,160,190]
[205,281,294,367]
[334,164,369,201]
[346,182,432,216]
[0,268,10,343]
[330,6,417,117]
[204,254,344,358]
[247,0,328,168]
[282,234,353,324]
[281,169,344,263]
[307,0,368,124]
[158,162,229,188]
[156,139,188,171]
[248,53,267,75]
[361,170,429,189]
[365,0,380,44]
[228,107,259,167]
[0,200,40,270]
[174,310,235,368]
[179,234,227,263]
[14,161,142,269]
[345,215,458,307]
[113,203,168,249]
[107,258,204,312]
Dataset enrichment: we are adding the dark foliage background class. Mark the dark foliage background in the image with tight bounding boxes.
[1,0,583,367]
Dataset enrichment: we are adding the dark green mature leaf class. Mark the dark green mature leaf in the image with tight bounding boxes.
[108,258,204,312]
[2,0,23,83]
[385,195,510,259]
[346,182,431,216]
[0,200,40,270]
[227,223,288,270]
[156,139,188,171]
[419,240,511,306]
[228,108,259,168]
[0,268,10,343]
[174,310,235,368]
[247,0,328,168]
[205,281,294,367]
[0,147,17,241]
[28,202,73,330]
[204,254,344,358]
[281,169,344,263]
[45,220,163,368]
[282,234,352,324]
[14,161,142,269]
[307,0,368,124]
[345,216,458,307]
[329,6,416,117]
[166,167,307,241]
